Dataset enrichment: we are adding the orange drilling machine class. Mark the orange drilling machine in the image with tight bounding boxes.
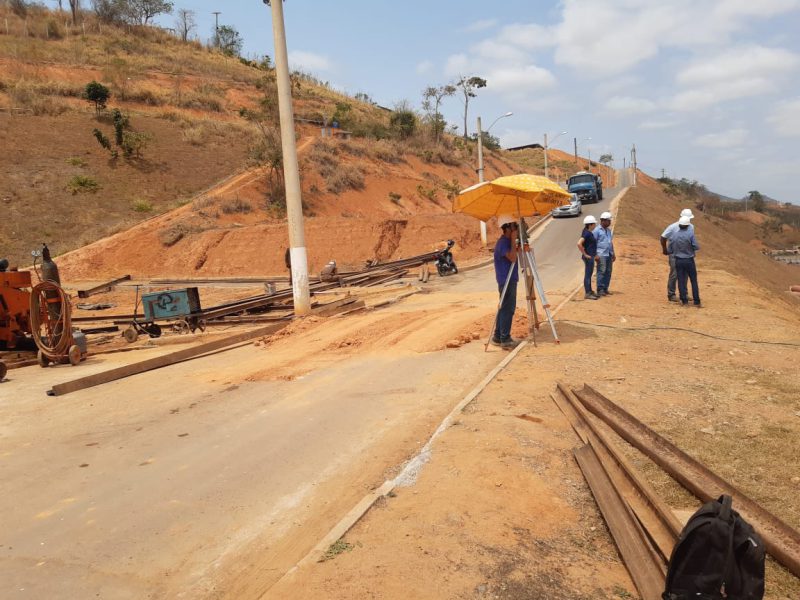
[0,258,32,351]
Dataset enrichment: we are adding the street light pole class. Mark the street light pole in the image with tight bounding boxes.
[265,0,311,315]
[212,11,221,46]
[543,130,567,179]
[476,111,512,246]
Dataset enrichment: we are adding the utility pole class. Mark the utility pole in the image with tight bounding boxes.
[631,144,637,186]
[476,116,487,246]
[543,132,549,180]
[573,137,578,165]
[265,0,311,315]
[212,11,221,46]
[661,168,665,179]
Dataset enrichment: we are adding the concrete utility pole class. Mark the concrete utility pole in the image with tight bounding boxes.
[475,112,512,246]
[476,116,487,246]
[573,137,578,165]
[265,0,311,314]
[631,144,638,186]
[212,11,221,46]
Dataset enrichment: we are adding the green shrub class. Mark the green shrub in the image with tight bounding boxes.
[84,81,111,113]
[66,156,87,167]
[132,199,153,212]
[67,175,99,194]
[416,184,437,202]
[440,179,462,200]
[389,108,417,140]
[121,131,152,158]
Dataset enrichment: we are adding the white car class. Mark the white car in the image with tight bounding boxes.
[551,194,583,218]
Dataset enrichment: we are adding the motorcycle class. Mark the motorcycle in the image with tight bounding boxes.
[435,240,458,276]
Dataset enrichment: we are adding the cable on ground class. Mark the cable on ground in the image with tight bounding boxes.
[555,319,800,348]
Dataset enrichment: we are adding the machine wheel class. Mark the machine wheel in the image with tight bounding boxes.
[68,344,81,366]
[0,361,7,381]
[123,327,139,343]
[451,263,459,275]
[145,323,162,338]
[37,350,51,368]
[174,319,191,335]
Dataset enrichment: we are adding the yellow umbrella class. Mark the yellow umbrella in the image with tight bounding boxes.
[453,174,571,221]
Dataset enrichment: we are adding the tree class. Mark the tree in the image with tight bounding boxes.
[747,190,765,213]
[84,80,110,113]
[124,0,173,25]
[455,75,487,139]
[92,0,127,23]
[68,0,80,24]
[175,8,195,42]
[10,0,28,18]
[422,84,455,145]
[216,24,243,56]
[390,102,417,140]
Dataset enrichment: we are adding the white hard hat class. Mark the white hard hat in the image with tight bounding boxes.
[678,215,692,226]
[583,215,597,225]
[498,215,515,227]
[600,211,612,220]
[680,209,695,219]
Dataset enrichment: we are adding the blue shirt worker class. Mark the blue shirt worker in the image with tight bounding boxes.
[577,215,599,300]
[660,208,695,302]
[492,219,521,349]
[669,215,701,307]
[593,211,615,295]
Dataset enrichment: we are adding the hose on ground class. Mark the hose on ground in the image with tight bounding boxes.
[30,281,73,361]
[556,319,800,348]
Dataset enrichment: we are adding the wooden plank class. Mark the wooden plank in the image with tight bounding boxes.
[310,297,358,317]
[77,275,132,298]
[48,323,286,397]
[574,445,666,600]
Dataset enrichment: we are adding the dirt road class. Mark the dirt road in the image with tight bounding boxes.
[0,179,623,599]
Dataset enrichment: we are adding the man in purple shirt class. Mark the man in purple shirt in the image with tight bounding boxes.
[492,220,521,349]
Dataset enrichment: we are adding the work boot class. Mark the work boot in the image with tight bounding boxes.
[490,337,502,347]
[501,338,521,349]
[584,292,599,300]
[598,289,608,296]
[668,295,678,303]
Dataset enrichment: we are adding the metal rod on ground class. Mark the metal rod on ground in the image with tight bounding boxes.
[267,0,311,315]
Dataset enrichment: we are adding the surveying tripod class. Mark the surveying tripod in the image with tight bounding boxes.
[486,220,560,349]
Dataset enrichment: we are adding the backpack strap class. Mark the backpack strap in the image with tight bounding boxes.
[719,494,732,521]
[719,495,737,594]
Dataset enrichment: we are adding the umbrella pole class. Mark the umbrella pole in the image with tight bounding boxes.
[485,256,516,352]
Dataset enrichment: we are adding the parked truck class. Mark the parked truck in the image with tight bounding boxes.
[567,171,603,204]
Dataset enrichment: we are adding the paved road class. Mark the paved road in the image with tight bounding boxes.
[0,171,630,599]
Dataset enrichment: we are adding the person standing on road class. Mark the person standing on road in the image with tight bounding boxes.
[578,215,599,300]
[670,215,701,307]
[593,211,615,296]
[660,209,695,302]
[492,219,521,349]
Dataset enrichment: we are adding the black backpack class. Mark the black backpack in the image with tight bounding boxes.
[663,495,765,600]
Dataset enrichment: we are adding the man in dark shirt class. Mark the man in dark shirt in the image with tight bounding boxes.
[492,220,521,348]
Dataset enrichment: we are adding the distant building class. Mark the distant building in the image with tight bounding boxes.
[505,143,544,151]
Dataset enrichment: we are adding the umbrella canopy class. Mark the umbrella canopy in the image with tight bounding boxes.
[453,174,571,221]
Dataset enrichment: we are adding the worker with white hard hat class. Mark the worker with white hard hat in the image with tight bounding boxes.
[491,216,522,349]
[660,208,696,302]
[669,215,701,306]
[577,215,600,300]
[593,211,615,296]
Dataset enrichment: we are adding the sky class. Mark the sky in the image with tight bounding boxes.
[147,0,800,203]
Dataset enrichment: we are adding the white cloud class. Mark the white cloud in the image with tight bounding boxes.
[767,98,800,136]
[638,118,680,130]
[288,51,331,73]
[603,95,657,116]
[692,128,749,148]
[669,45,799,111]
[486,65,556,94]
[463,18,498,33]
[416,60,434,75]
[444,53,470,77]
